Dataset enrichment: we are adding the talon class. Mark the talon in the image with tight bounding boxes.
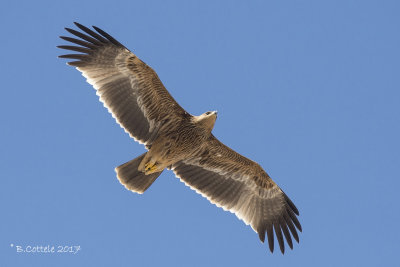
[144,162,158,174]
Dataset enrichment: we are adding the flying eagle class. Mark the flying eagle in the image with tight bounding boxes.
[58,23,302,254]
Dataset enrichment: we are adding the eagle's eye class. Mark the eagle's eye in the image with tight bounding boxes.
[205,112,211,115]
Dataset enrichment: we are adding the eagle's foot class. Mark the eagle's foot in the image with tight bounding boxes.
[144,161,158,175]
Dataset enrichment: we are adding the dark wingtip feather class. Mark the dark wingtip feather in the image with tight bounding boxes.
[73,22,108,43]
[283,191,299,215]
[280,219,293,250]
[65,27,101,45]
[57,45,90,53]
[59,36,95,49]
[92,25,125,48]
[258,230,266,243]
[287,208,302,232]
[58,54,88,60]
[73,22,84,28]
[266,224,274,253]
[274,221,285,254]
[283,212,299,243]
[64,27,74,34]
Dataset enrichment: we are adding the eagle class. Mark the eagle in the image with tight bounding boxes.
[58,23,302,254]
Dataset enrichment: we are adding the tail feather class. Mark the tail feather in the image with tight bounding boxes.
[115,153,163,194]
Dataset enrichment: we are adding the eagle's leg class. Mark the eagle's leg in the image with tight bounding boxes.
[139,143,172,174]
[138,152,157,174]
[144,161,158,175]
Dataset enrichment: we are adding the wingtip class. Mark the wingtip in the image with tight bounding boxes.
[269,244,274,253]
[293,207,300,216]
[258,230,266,243]
[64,27,74,34]
[283,191,300,215]
[73,22,85,29]
[73,22,84,30]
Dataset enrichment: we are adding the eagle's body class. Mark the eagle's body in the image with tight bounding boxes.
[59,23,302,254]
[139,112,217,175]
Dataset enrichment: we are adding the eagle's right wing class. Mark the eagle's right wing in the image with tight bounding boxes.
[172,135,301,254]
[58,23,188,147]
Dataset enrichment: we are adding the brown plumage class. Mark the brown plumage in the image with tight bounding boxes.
[58,22,302,254]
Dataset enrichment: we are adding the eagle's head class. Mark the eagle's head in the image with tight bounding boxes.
[193,111,218,133]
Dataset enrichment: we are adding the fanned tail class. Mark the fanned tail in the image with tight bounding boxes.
[115,153,163,194]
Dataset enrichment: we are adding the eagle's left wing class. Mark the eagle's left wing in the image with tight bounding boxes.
[172,135,301,254]
[58,23,189,148]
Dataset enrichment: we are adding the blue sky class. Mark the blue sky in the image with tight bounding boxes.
[1,0,399,266]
